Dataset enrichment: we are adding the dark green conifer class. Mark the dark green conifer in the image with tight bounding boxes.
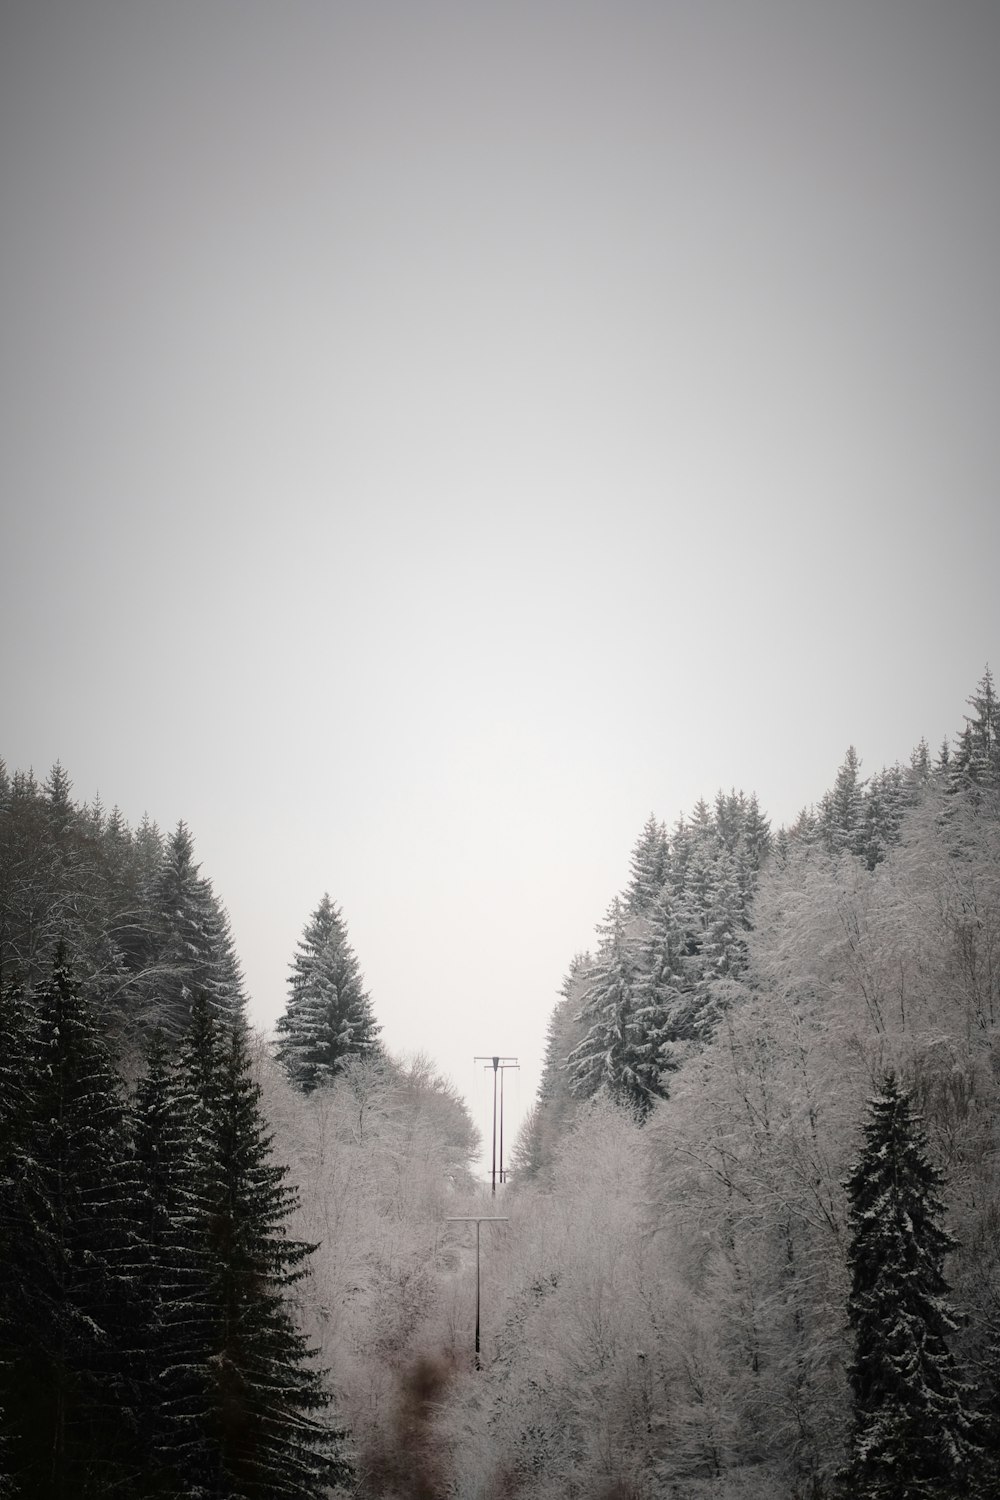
[147,822,247,1038]
[0,954,139,1496]
[276,894,380,1091]
[132,998,343,1496]
[844,1072,983,1498]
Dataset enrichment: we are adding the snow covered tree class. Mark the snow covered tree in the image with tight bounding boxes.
[624,814,669,912]
[566,898,668,1117]
[844,1072,983,1498]
[713,787,746,854]
[741,791,772,868]
[909,736,933,789]
[276,894,380,1091]
[135,997,343,1497]
[819,746,865,858]
[702,849,746,978]
[127,1024,203,1491]
[635,882,713,1072]
[736,791,772,906]
[196,1014,342,1496]
[0,976,33,1491]
[0,953,140,1496]
[953,665,1000,790]
[147,821,247,1038]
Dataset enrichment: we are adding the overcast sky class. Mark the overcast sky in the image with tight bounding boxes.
[2,1,998,1162]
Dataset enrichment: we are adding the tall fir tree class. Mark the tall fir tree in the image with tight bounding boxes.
[844,1072,983,1499]
[0,975,33,1494]
[133,998,342,1497]
[147,822,247,1038]
[713,788,746,855]
[0,953,140,1497]
[739,791,772,886]
[953,665,1000,790]
[566,898,668,1118]
[634,885,691,1078]
[819,746,865,858]
[702,849,746,978]
[623,814,669,913]
[276,894,380,1091]
[128,1024,203,1495]
[205,1019,341,1495]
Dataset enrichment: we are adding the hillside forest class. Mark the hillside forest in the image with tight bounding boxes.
[2,666,999,1498]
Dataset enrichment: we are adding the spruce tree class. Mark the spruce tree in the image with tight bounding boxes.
[953,666,1000,790]
[134,999,343,1497]
[820,746,865,857]
[128,1025,201,1494]
[844,1072,982,1498]
[737,792,771,901]
[206,1021,341,1495]
[635,885,690,1078]
[276,894,380,1091]
[566,898,668,1117]
[0,976,33,1494]
[713,788,746,854]
[623,814,669,913]
[147,822,247,1038]
[0,953,140,1497]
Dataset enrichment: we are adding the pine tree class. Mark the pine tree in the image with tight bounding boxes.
[819,746,865,857]
[789,804,819,848]
[38,763,107,974]
[844,1072,983,1498]
[624,814,669,913]
[0,769,52,982]
[205,1021,341,1495]
[566,898,668,1117]
[910,737,932,789]
[276,894,380,1091]
[713,788,746,855]
[149,998,342,1497]
[953,666,1000,790]
[0,975,34,1494]
[0,953,140,1496]
[703,849,746,978]
[147,822,247,1038]
[128,1025,199,1494]
[858,766,907,871]
[740,792,772,874]
[635,885,690,1077]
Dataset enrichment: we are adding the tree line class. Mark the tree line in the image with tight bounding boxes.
[0,959,340,1497]
[2,665,999,1497]
[476,666,1000,1498]
[0,760,478,1497]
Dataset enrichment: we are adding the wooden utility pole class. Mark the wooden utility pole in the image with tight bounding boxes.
[498,1059,519,1184]
[445,1216,508,1368]
[475,1055,518,1193]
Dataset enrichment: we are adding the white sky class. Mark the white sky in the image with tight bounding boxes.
[2,1,998,1165]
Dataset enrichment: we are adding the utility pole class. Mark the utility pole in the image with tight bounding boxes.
[498,1059,519,1184]
[445,1216,508,1368]
[475,1055,518,1193]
